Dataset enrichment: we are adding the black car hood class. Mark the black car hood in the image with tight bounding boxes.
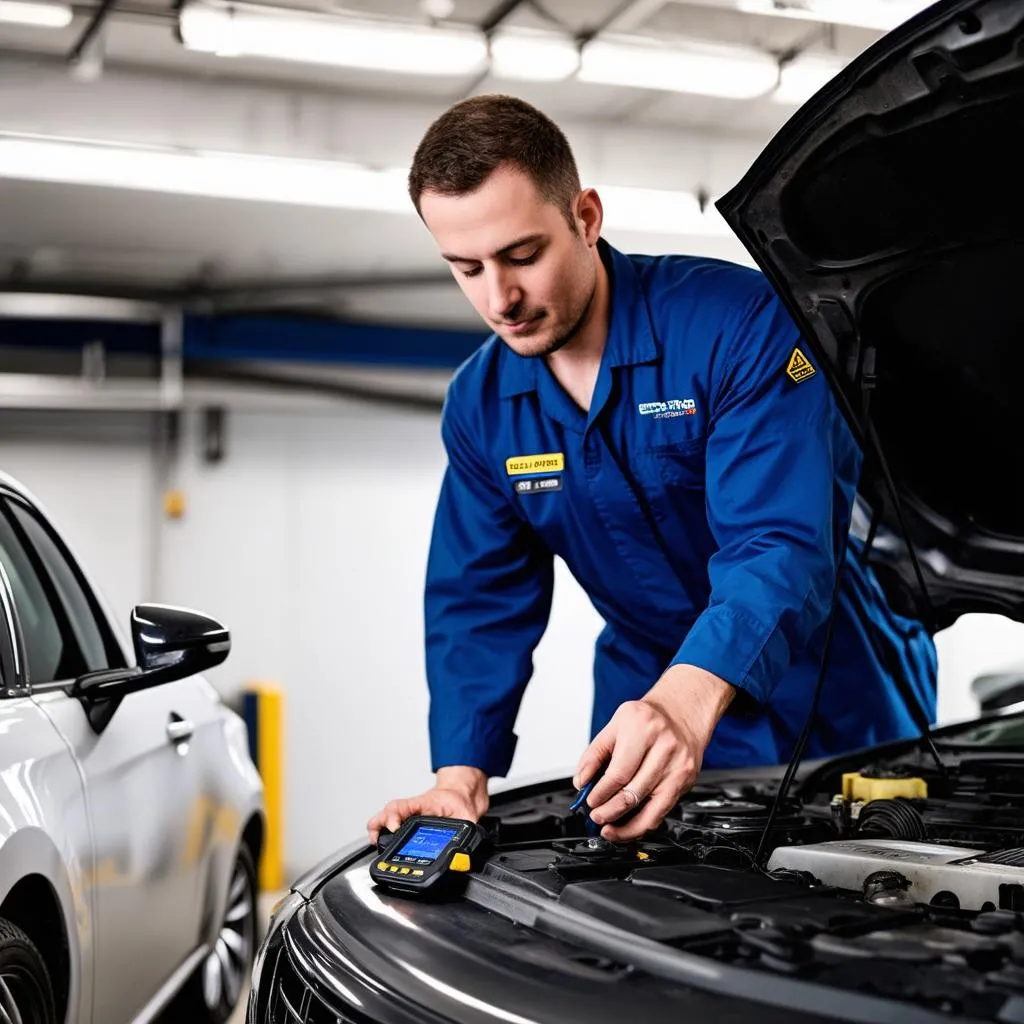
[716,0,1024,631]
[265,712,1024,1024]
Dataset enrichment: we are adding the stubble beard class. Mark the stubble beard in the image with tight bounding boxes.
[505,278,598,360]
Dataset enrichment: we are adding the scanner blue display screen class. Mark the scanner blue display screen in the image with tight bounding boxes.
[393,825,458,864]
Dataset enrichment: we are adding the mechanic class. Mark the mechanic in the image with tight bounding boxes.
[367,94,937,845]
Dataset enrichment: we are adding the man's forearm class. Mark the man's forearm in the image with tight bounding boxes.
[436,765,490,812]
[642,663,736,746]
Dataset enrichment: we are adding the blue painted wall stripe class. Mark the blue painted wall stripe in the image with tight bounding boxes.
[0,313,489,370]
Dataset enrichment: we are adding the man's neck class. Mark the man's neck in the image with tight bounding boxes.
[545,254,611,414]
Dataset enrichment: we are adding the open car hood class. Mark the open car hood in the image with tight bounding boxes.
[716,0,1024,631]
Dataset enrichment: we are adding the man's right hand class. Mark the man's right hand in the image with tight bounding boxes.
[366,766,489,845]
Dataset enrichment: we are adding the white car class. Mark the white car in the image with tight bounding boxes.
[0,470,265,1024]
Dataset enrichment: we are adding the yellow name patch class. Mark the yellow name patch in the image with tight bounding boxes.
[506,452,565,476]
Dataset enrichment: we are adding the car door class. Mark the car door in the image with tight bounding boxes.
[0,491,208,1024]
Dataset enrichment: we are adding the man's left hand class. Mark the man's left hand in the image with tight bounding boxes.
[573,665,736,842]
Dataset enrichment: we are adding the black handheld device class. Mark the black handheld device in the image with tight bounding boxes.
[370,816,490,897]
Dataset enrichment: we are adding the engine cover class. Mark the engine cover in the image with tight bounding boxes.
[767,839,1024,912]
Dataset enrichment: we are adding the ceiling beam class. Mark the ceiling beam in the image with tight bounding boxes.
[182,269,457,306]
[0,269,460,315]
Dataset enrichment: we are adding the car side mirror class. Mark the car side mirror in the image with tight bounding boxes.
[131,603,231,678]
[74,604,231,710]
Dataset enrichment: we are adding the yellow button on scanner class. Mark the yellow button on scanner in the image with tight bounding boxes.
[389,866,399,873]
[400,867,411,875]
[376,862,389,871]
[449,852,471,873]
[413,870,424,877]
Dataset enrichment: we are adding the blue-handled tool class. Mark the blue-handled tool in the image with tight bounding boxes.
[568,779,595,813]
[569,768,606,836]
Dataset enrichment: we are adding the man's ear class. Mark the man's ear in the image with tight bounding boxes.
[575,188,604,246]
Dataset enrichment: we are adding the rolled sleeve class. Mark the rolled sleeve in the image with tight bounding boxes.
[671,285,857,704]
[425,389,554,778]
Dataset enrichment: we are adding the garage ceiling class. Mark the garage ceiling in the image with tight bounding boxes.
[0,0,927,329]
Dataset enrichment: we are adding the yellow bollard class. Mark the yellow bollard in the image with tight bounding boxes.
[242,681,285,892]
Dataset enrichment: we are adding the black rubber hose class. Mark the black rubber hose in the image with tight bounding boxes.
[856,798,928,841]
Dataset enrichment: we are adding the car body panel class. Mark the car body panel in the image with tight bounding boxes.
[37,681,211,1023]
[187,688,265,956]
[0,695,90,1024]
[0,469,265,1023]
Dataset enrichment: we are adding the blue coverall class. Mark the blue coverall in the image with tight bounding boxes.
[424,239,937,777]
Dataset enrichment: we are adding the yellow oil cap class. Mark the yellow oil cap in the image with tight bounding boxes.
[842,771,927,802]
[450,852,471,873]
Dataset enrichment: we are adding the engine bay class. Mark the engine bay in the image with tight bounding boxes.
[476,716,1024,1019]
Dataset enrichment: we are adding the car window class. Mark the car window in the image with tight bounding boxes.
[938,715,1024,748]
[0,499,112,685]
[7,503,109,672]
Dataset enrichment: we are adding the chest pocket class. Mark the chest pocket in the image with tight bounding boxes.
[638,436,707,492]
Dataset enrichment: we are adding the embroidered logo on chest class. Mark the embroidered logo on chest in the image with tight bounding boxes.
[638,398,696,419]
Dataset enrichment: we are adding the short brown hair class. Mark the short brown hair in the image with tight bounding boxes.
[408,94,582,229]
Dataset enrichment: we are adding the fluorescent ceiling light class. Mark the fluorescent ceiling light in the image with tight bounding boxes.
[737,0,933,32]
[489,30,579,82]
[772,55,846,104]
[578,36,779,99]
[0,136,411,212]
[0,0,71,27]
[0,134,728,238]
[178,1,488,75]
[176,2,786,100]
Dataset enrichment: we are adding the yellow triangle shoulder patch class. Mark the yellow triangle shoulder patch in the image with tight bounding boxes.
[785,347,816,384]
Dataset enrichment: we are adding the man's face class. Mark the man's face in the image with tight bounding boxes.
[419,164,600,358]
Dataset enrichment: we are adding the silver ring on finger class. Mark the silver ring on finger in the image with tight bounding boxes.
[623,785,640,809]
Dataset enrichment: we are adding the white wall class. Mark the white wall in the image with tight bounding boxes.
[156,404,602,878]
[0,411,157,645]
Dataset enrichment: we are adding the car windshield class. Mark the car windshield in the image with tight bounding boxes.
[937,712,1024,748]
